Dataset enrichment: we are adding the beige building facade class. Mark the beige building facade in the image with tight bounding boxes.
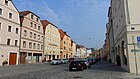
[111,0,140,74]
[41,20,60,60]
[19,11,44,64]
[0,0,20,66]
[71,41,76,58]
[59,29,72,59]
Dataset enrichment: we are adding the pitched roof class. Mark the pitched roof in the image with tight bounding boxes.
[19,10,40,18]
[58,29,65,39]
[41,20,50,27]
[41,20,50,34]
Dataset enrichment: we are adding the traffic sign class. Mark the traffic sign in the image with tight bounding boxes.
[137,36,140,43]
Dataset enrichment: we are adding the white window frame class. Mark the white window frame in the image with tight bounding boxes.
[8,25,12,32]
[15,40,18,46]
[9,13,12,19]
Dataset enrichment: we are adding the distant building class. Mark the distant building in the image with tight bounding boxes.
[107,6,115,63]
[104,23,111,61]
[19,11,44,64]
[0,0,20,66]
[71,40,76,58]
[41,20,60,60]
[76,45,87,58]
[86,49,92,57]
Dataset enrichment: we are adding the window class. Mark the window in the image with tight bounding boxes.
[34,33,36,39]
[24,30,27,36]
[121,14,123,18]
[31,14,33,19]
[33,43,36,49]
[131,27,135,30]
[64,41,65,44]
[23,41,26,48]
[116,25,118,28]
[16,28,18,34]
[41,45,43,50]
[15,40,18,46]
[0,8,2,15]
[7,39,11,45]
[37,44,40,49]
[30,32,32,38]
[9,13,12,19]
[34,24,36,29]
[38,35,40,40]
[5,0,8,6]
[8,25,12,32]
[36,18,38,22]
[41,36,43,41]
[57,55,59,58]
[38,26,40,31]
[64,47,66,50]
[0,23,1,30]
[29,42,32,48]
[30,22,33,27]
[69,48,71,51]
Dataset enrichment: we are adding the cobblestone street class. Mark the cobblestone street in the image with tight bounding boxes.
[0,60,138,79]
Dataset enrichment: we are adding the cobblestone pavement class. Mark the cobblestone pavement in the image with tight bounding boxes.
[0,60,139,79]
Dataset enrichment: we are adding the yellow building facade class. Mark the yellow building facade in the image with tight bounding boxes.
[42,20,60,60]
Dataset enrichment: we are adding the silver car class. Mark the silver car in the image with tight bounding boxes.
[51,59,61,65]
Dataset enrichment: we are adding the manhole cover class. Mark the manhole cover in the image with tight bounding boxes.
[73,76,82,78]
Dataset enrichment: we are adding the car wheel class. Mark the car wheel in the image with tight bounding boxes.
[81,67,83,71]
[69,68,72,71]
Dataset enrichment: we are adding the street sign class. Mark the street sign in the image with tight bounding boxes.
[137,36,140,43]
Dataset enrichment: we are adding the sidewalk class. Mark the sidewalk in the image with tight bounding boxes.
[93,60,139,79]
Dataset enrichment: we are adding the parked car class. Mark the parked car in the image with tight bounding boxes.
[51,59,61,65]
[88,58,96,65]
[62,59,68,64]
[69,61,84,71]
[82,60,90,68]
[95,58,101,63]
[68,58,75,63]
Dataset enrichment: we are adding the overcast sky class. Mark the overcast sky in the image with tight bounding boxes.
[13,0,110,48]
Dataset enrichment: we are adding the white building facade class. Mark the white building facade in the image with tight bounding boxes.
[111,0,140,74]
[0,0,20,66]
[20,11,44,64]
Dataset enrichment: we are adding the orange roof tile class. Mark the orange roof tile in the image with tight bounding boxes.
[59,29,65,39]
[41,20,50,27]
[19,10,40,18]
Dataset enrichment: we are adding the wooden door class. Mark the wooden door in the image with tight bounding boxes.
[9,53,17,65]
[20,52,26,64]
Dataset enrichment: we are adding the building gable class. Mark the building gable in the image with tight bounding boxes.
[0,0,19,13]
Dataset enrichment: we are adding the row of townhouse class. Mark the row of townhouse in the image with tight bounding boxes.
[0,0,76,66]
[104,0,140,74]
[76,45,87,58]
